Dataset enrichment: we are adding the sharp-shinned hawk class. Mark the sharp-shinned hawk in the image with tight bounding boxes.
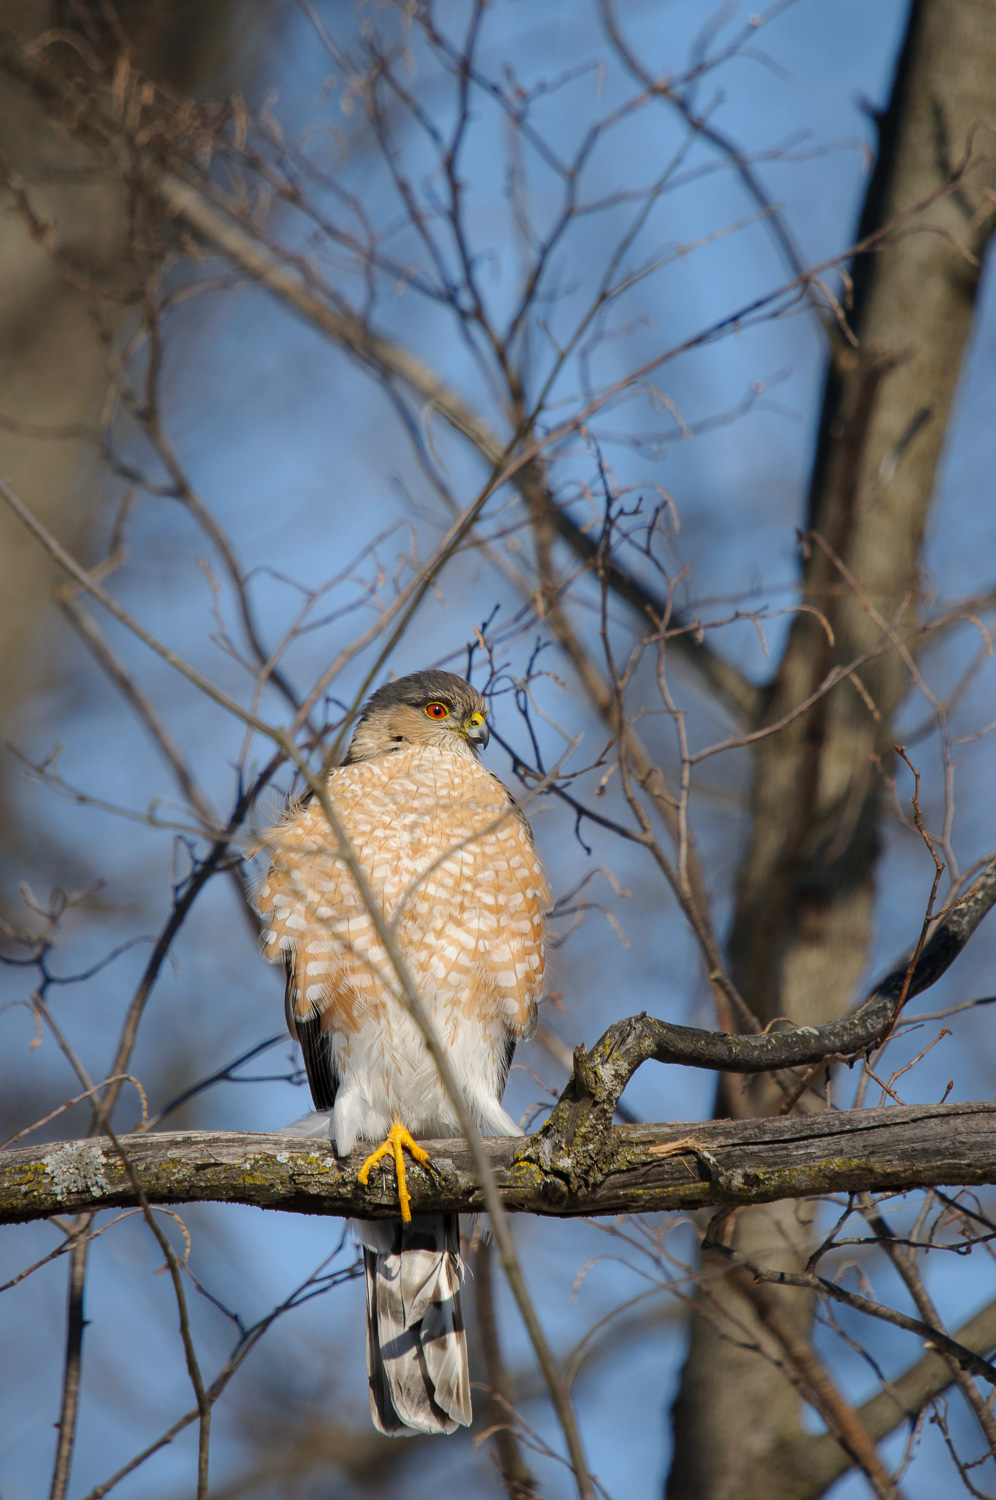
[255,670,549,1435]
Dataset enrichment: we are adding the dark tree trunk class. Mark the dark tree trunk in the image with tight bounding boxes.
[666,3,996,1495]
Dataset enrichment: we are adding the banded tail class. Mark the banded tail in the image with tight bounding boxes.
[359,1214,471,1436]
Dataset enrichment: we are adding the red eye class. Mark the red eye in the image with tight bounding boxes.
[424,702,449,719]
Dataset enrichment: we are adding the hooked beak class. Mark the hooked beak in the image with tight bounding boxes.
[464,713,490,750]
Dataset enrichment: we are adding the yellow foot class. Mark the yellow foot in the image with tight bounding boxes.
[357,1122,432,1223]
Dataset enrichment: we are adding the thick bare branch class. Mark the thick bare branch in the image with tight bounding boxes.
[6,1104,996,1225]
[529,852,996,1171]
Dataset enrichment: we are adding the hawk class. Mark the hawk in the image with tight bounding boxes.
[255,670,549,1435]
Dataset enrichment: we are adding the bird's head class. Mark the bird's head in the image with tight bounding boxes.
[344,670,490,764]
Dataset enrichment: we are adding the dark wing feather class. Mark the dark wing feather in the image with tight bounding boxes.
[497,1031,517,1100]
[285,960,338,1110]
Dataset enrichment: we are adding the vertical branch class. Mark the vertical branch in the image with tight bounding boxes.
[104,1128,212,1499]
[475,1239,538,1500]
[739,1275,903,1500]
[49,1224,93,1500]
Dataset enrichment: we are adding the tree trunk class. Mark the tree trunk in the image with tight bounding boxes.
[0,1,251,888]
[666,2,996,1495]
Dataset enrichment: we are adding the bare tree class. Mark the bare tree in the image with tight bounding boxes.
[2,4,996,1498]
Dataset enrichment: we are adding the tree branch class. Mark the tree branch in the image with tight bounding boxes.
[784,1298,996,1499]
[7,1103,996,1225]
[5,852,994,1226]
[0,33,763,731]
[736,1274,902,1500]
[526,852,996,1177]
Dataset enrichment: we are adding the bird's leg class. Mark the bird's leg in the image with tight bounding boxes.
[356,1121,433,1223]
